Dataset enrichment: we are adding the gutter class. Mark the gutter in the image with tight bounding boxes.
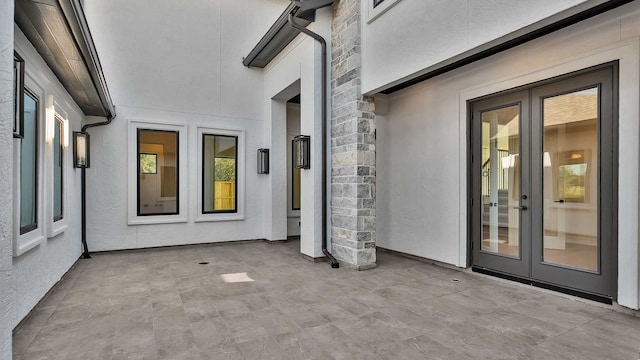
[80,115,115,259]
[288,8,339,268]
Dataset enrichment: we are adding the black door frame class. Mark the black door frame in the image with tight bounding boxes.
[467,62,618,303]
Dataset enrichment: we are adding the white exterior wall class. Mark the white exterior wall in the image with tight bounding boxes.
[361,0,592,93]
[263,7,332,258]
[376,2,640,309]
[11,28,85,326]
[0,1,15,358]
[82,0,289,251]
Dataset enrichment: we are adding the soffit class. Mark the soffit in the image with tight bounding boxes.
[243,0,335,68]
[15,0,114,117]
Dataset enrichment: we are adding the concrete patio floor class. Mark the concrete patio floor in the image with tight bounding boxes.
[12,240,640,360]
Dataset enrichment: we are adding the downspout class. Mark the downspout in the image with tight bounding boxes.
[80,115,115,258]
[288,10,339,268]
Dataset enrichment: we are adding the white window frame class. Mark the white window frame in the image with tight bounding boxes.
[194,126,245,222]
[13,73,45,256]
[128,120,188,225]
[366,0,401,23]
[47,102,69,238]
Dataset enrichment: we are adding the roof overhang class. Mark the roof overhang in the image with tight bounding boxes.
[243,0,334,68]
[15,0,115,117]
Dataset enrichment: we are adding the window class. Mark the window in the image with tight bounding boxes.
[202,134,237,213]
[139,153,158,174]
[20,90,39,235]
[128,121,186,225]
[53,116,63,221]
[49,111,69,238]
[137,129,179,216]
[367,0,401,22]
[196,127,245,222]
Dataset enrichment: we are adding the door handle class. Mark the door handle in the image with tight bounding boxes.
[512,205,528,210]
[554,199,565,203]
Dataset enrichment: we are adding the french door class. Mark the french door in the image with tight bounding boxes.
[471,64,616,299]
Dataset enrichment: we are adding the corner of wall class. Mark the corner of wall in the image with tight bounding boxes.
[0,0,15,358]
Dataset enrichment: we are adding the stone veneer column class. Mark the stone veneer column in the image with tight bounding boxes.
[330,0,376,270]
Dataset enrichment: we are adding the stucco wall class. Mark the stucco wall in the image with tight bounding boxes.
[0,1,15,358]
[360,0,592,93]
[11,28,85,326]
[376,2,640,309]
[262,8,333,258]
[82,0,292,251]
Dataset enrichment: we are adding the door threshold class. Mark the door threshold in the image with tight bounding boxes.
[472,266,613,305]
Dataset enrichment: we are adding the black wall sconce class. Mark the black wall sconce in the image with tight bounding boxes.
[13,52,25,138]
[257,148,269,174]
[73,131,90,168]
[293,135,311,169]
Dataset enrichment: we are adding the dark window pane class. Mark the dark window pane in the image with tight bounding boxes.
[20,91,38,233]
[137,129,179,215]
[53,118,63,221]
[203,134,237,213]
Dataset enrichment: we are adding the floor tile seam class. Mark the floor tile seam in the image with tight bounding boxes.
[24,322,82,356]
[24,305,60,333]
[149,298,190,342]
[100,327,118,360]
[218,312,257,340]
[594,308,640,325]
[11,325,45,358]
[570,314,640,343]
[236,336,290,360]
[399,279,469,297]
[406,332,475,359]
[480,310,572,349]
[530,316,601,347]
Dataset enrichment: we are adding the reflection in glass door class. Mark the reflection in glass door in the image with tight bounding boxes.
[542,88,598,272]
[481,105,520,258]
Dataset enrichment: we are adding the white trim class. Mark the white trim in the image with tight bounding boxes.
[47,106,70,238]
[365,0,402,23]
[14,73,46,256]
[128,120,188,225]
[193,126,245,222]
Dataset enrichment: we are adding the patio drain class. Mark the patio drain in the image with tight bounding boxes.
[451,278,461,283]
[198,261,209,265]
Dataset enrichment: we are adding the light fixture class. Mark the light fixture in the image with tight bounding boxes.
[257,148,269,174]
[293,135,311,169]
[13,52,25,138]
[73,131,90,168]
[544,152,551,167]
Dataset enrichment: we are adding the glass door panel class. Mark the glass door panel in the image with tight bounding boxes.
[531,65,615,298]
[542,88,598,272]
[472,90,530,279]
[481,105,521,258]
